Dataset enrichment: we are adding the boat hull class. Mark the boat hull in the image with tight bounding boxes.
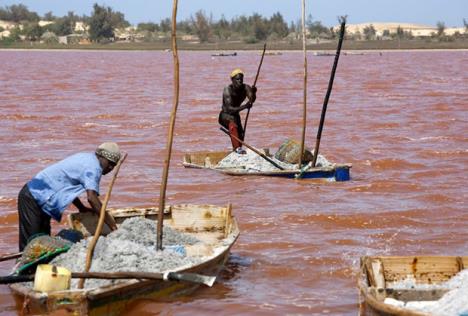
[10,204,240,316]
[183,151,351,181]
[358,255,468,316]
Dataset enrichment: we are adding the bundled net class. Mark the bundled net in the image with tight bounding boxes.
[14,235,73,275]
[274,139,314,164]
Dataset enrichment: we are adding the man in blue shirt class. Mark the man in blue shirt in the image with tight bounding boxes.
[17,142,121,251]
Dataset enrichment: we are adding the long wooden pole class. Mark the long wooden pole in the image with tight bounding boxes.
[0,252,22,262]
[157,0,179,250]
[220,127,284,170]
[78,152,127,289]
[243,42,266,137]
[0,271,216,287]
[311,17,346,167]
[299,0,308,170]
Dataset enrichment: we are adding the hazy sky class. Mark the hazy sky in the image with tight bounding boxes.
[1,0,466,27]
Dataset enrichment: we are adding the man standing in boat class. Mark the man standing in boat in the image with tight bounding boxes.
[17,142,120,251]
[218,68,257,154]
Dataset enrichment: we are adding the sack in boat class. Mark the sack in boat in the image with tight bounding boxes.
[274,139,314,164]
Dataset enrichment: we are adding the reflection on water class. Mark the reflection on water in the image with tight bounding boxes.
[0,50,467,315]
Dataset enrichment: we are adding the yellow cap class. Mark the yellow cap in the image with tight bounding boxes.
[230,68,244,78]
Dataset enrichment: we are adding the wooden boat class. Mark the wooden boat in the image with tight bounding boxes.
[264,51,282,56]
[313,51,335,56]
[10,204,239,316]
[358,255,468,316]
[211,52,237,57]
[183,150,351,181]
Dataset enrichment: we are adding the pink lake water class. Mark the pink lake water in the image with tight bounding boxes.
[0,49,467,315]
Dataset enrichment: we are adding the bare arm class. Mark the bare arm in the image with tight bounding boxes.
[245,84,257,104]
[73,198,92,213]
[86,190,118,231]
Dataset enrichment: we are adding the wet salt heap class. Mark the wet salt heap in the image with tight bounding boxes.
[50,217,203,289]
[215,148,331,172]
[385,269,468,316]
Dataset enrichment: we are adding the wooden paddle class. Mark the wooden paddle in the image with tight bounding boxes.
[220,127,284,170]
[0,271,216,287]
[243,42,267,138]
[78,152,127,289]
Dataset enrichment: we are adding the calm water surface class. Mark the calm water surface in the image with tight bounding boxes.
[0,49,467,315]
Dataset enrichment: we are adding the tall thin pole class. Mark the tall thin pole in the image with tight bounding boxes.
[299,0,307,169]
[243,42,266,137]
[311,17,346,167]
[157,0,179,250]
[78,153,127,289]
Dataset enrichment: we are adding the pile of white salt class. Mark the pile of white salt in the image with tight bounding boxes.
[215,148,332,172]
[49,217,203,289]
[384,269,468,316]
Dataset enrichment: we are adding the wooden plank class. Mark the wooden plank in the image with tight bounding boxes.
[168,204,227,233]
[371,259,386,289]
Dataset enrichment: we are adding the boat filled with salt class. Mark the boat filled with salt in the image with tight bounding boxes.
[183,147,351,181]
[358,255,468,316]
[9,204,239,315]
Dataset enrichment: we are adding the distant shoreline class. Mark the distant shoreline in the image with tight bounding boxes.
[1,48,467,53]
[1,38,468,51]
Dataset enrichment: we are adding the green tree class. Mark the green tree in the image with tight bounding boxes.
[7,26,21,41]
[436,21,445,37]
[0,4,39,22]
[22,21,43,41]
[306,14,329,38]
[269,12,288,38]
[229,15,249,37]
[213,15,231,40]
[46,12,77,36]
[250,13,268,41]
[88,3,115,42]
[159,18,171,33]
[137,22,160,33]
[464,19,468,33]
[43,11,55,21]
[177,20,192,34]
[363,24,376,40]
[396,25,404,39]
[110,11,129,29]
[191,10,211,43]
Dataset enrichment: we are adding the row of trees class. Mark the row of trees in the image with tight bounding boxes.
[1,4,129,42]
[1,4,467,44]
[137,11,335,43]
[1,4,336,43]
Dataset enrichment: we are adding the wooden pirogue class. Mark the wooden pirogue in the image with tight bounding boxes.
[358,255,468,316]
[9,204,239,316]
[183,150,352,181]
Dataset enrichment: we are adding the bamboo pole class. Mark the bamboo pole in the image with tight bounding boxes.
[157,0,179,250]
[299,0,308,170]
[78,153,127,289]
